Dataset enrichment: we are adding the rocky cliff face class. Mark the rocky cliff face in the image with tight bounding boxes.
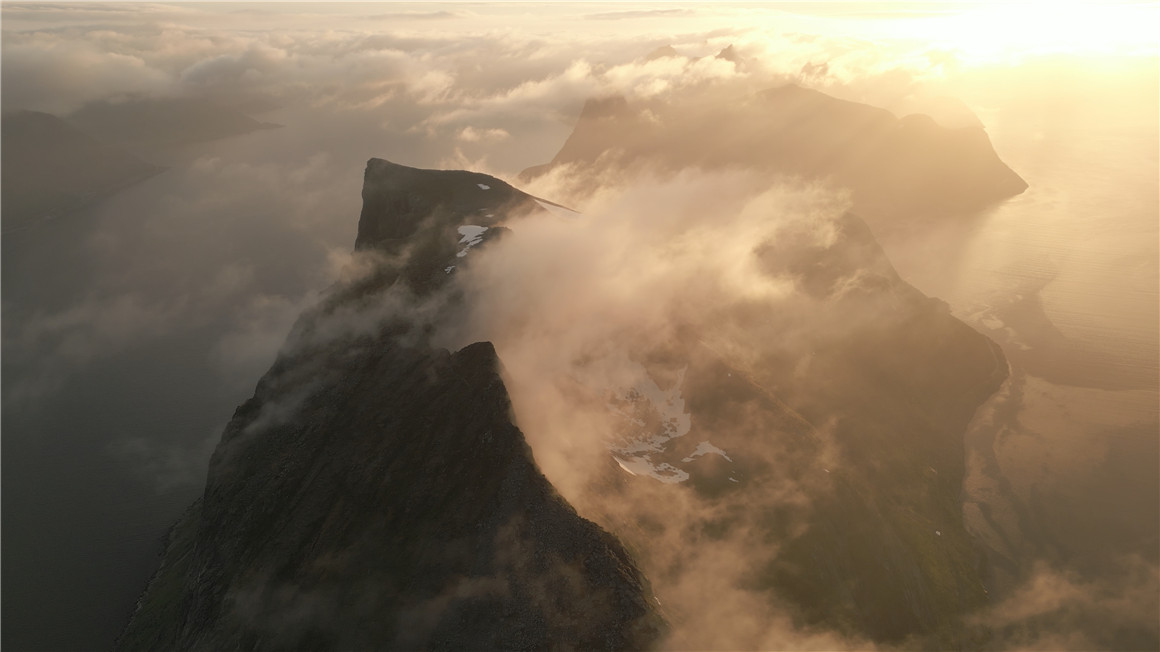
[117,160,665,651]
[521,84,1027,228]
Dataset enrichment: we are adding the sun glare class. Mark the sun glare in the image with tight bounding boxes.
[911,1,1159,62]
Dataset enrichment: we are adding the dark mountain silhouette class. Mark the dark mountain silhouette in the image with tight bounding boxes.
[521,84,1027,228]
[68,97,280,149]
[1,110,163,233]
[117,160,665,651]
[356,158,537,250]
[714,44,742,65]
[348,158,560,298]
[641,43,741,65]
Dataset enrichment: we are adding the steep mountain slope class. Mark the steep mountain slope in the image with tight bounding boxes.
[572,210,1007,647]
[521,84,1027,227]
[117,160,664,651]
[1,110,163,233]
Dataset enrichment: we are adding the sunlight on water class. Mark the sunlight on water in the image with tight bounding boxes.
[887,60,1159,395]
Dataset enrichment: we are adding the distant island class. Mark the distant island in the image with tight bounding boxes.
[522,83,1027,228]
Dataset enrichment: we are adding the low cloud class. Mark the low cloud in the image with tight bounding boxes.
[972,558,1160,650]
[110,423,221,493]
[210,291,320,392]
[4,293,182,403]
[1,36,174,115]
[2,2,960,148]
[456,125,510,143]
[585,9,697,21]
[3,4,1151,650]
[365,11,469,22]
[424,169,876,647]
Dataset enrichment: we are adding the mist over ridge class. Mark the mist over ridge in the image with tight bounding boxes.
[2,3,1157,651]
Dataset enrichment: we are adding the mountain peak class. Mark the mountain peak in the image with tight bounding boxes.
[356,158,531,252]
[119,156,666,649]
[645,44,681,61]
[578,94,631,121]
[715,44,741,63]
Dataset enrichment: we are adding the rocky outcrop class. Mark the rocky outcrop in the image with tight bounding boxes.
[356,158,537,250]
[118,160,665,651]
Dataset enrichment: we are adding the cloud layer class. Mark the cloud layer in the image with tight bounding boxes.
[2,3,1155,650]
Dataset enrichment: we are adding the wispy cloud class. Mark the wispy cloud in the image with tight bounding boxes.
[585,8,696,21]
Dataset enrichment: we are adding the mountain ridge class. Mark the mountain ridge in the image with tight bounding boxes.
[117,160,666,652]
[521,84,1027,228]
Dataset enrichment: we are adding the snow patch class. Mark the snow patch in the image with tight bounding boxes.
[608,365,692,457]
[682,440,733,463]
[607,365,694,484]
[477,183,490,190]
[614,456,690,484]
[456,225,488,258]
[533,198,582,219]
[458,225,488,243]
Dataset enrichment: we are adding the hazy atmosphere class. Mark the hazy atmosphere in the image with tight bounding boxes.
[2,2,1157,650]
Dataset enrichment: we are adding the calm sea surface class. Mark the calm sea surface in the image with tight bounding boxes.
[887,91,1158,394]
